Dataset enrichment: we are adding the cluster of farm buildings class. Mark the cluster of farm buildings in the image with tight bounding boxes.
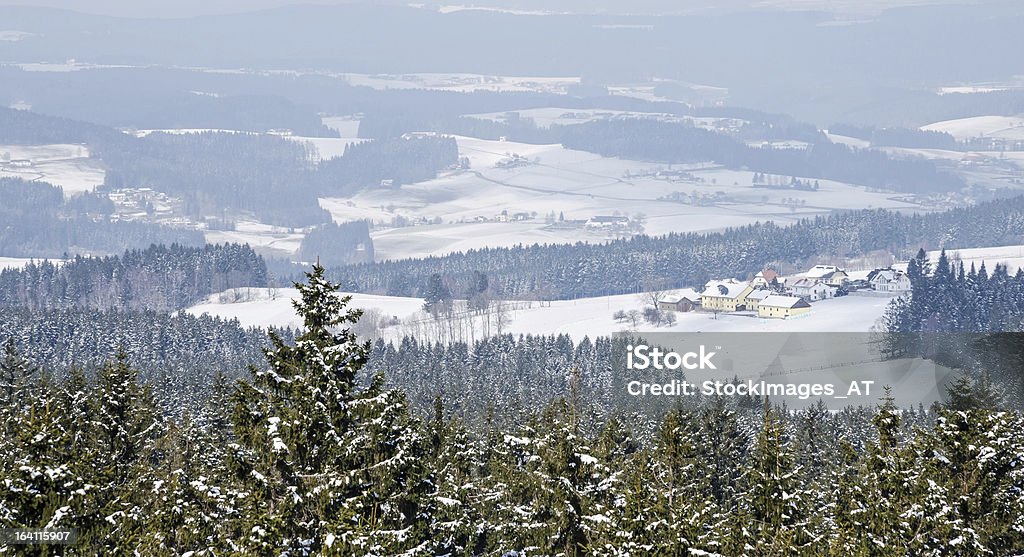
[656,264,912,320]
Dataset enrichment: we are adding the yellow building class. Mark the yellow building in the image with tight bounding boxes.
[701,280,754,312]
[745,289,773,311]
[757,295,812,319]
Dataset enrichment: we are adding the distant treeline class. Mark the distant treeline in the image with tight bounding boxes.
[829,123,960,150]
[326,194,1024,300]
[0,243,267,312]
[0,66,339,137]
[297,220,374,266]
[0,177,203,258]
[360,113,964,194]
[0,305,283,412]
[0,108,458,228]
[97,131,458,228]
[881,249,1024,405]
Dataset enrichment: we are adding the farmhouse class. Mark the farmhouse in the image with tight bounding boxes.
[869,268,912,293]
[585,215,629,228]
[700,279,754,312]
[744,288,773,311]
[757,295,812,319]
[790,278,835,301]
[750,269,780,288]
[657,289,701,312]
[805,265,848,286]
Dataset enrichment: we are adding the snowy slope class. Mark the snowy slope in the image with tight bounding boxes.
[186,288,425,330]
[203,220,306,255]
[0,257,66,270]
[931,244,1024,274]
[320,135,923,260]
[0,143,105,195]
[186,288,894,339]
[922,115,1024,140]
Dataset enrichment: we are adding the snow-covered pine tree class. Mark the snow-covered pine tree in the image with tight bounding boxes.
[584,415,636,556]
[0,344,74,533]
[911,376,1024,554]
[422,397,486,555]
[833,387,920,555]
[727,403,812,555]
[631,404,723,555]
[136,415,245,556]
[82,350,162,550]
[228,264,433,556]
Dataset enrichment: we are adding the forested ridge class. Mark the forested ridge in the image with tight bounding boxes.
[0,243,268,312]
[0,177,204,258]
[326,194,1024,300]
[1,266,1021,556]
[884,248,1024,405]
[0,107,459,228]
[359,112,965,194]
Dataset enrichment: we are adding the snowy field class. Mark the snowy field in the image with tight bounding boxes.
[931,244,1024,274]
[922,115,1024,141]
[186,288,425,331]
[0,143,105,195]
[938,86,1019,95]
[131,125,368,160]
[130,128,249,137]
[320,135,923,260]
[465,107,744,131]
[0,257,66,270]
[203,220,306,256]
[187,287,894,341]
[339,73,580,94]
[496,291,893,338]
[285,136,367,161]
[321,116,361,138]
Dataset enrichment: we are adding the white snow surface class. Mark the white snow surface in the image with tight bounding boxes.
[186,288,425,330]
[932,244,1024,275]
[320,135,922,261]
[338,73,580,94]
[465,107,743,131]
[286,136,368,161]
[203,220,306,256]
[186,288,894,339]
[0,144,105,195]
[922,115,1024,141]
[0,257,66,270]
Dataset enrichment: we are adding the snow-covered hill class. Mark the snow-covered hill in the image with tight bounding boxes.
[319,135,922,260]
[186,287,894,341]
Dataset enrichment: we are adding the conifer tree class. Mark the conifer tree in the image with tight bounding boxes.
[729,403,811,555]
[229,264,433,556]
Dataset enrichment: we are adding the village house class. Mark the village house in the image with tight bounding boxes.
[790,278,835,301]
[805,264,848,287]
[700,279,754,312]
[869,268,912,293]
[657,289,701,312]
[585,215,629,229]
[744,288,773,311]
[757,295,812,319]
[750,268,780,288]
[843,269,875,291]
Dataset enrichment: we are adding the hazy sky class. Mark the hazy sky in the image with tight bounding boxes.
[0,0,975,18]
[0,0,361,18]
